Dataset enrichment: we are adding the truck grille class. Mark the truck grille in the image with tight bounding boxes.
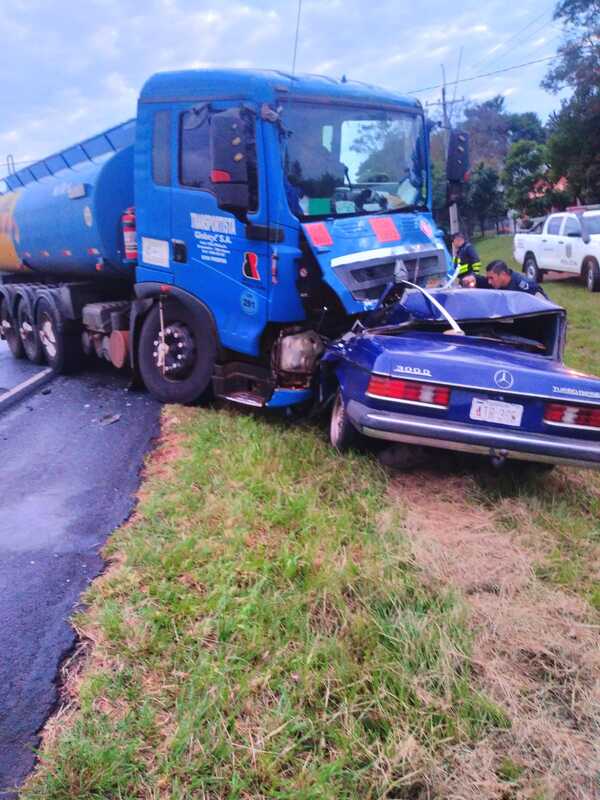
[332,249,445,301]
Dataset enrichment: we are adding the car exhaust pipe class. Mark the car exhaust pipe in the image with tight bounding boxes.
[490,448,509,468]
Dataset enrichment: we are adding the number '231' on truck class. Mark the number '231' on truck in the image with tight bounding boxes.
[0,68,457,407]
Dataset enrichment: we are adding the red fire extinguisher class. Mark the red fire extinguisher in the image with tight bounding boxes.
[122,207,137,262]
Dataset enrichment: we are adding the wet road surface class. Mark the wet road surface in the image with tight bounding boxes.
[0,355,160,796]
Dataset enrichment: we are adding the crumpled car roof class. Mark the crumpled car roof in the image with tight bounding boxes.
[401,287,564,322]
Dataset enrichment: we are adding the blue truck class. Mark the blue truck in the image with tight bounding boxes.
[0,69,465,407]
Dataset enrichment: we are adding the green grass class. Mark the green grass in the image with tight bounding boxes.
[473,236,600,610]
[23,409,508,800]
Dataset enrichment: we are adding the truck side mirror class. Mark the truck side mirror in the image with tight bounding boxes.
[209,108,251,210]
[446,130,469,183]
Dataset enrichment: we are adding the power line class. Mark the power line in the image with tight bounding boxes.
[406,54,557,95]
[468,5,554,73]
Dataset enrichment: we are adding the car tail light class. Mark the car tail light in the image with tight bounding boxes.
[367,375,450,408]
[544,402,600,430]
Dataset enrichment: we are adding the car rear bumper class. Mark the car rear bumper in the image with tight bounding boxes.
[347,400,600,470]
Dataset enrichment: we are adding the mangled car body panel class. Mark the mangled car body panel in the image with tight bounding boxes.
[323,288,600,469]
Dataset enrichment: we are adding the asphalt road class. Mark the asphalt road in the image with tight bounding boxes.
[0,345,160,797]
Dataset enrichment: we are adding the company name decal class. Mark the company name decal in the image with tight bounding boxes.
[553,385,600,400]
[393,365,432,377]
[190,213,236,235]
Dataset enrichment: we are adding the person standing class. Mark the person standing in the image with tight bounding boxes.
[451,232,482,282]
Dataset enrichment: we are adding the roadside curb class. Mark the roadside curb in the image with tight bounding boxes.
[0,368,55,413]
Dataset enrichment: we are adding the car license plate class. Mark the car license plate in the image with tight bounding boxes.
[470,398,524,427]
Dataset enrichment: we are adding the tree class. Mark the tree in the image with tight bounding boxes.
[462,163,505,237]
[502,140,548,215]
[542,0,600,95]
[542,0,600,202]
[546,95,600,202]
[506,112,545,145]
[461,97,545,170]
[462,96,509,169]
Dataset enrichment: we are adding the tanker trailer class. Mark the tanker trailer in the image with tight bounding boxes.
[0,68,455,406]
[0,120,136,371]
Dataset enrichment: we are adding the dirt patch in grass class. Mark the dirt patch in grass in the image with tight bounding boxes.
[390,469,600,799]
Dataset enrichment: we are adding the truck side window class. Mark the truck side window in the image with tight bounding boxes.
[180,111,211,189]
[547,217,562,235]
[152,110,171,186]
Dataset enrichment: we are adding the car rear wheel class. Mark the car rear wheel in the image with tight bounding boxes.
[584,259,600,292]
[329,389,356,451]
[524,254,542,283]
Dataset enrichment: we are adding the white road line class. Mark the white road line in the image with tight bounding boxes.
[0,368,54,408]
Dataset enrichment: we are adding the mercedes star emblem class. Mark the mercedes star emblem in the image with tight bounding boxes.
[494,369,514,390]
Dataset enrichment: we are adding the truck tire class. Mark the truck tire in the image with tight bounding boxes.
[0,296,25,359]
[17,300,45,364]
[329,388,356,451]
[36,297,83,374]
[584,259,600,293]
[523,254,542,283]
[138,301,216,404]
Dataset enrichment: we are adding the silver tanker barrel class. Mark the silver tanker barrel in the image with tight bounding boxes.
[0,119,136,281]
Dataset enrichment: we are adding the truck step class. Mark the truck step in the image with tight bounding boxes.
[221,391,265,407]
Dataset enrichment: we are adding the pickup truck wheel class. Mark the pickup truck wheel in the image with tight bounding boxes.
[329,389,356,451]
[17,301,45,364]
[1,297,25,359]
[36,297,83,374]
[524,254,542,283]
[584,259,600,292]
[138,302,216,404]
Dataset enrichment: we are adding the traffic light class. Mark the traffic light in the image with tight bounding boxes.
[447,130,469,183]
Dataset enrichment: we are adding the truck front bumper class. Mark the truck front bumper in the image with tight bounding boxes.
[347,400,600,470]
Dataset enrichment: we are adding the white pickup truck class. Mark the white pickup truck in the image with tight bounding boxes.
[513,209,600,292]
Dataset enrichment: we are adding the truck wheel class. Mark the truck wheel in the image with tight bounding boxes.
[36,297,83,374]
[584,259,600,293]
[17,301,45,364]
[138,302,216,404]
[329,388,356,451]
[1,297,25,359]
[524,254,542,283]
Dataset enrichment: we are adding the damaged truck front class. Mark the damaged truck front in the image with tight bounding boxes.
[0,69,466,408]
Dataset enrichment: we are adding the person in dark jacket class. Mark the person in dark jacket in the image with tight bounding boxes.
[452,232,482,281]
[486,260,548,297]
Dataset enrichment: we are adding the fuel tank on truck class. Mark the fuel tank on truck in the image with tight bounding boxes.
[0,119,135,281]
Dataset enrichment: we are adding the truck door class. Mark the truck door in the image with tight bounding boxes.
[540,215,563,270]
[562,215,584,274]
[135,106,174,284]
[169,102,270,357]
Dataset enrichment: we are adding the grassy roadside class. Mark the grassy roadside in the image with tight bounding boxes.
[23,408,507,799]
[474,236,600,611]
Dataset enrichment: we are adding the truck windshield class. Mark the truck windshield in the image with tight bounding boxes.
[280,102,427,219]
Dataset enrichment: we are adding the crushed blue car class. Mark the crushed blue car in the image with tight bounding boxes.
[321,285,600,470]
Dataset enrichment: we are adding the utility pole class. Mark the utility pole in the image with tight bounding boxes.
[440,64,460,235]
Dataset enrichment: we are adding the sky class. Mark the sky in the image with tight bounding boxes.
[0,0,567,179]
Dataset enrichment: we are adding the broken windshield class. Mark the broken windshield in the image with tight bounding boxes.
[280,101,427,219]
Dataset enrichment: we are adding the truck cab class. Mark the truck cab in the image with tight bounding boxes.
[0,69,460,408]
[132,70,450,406]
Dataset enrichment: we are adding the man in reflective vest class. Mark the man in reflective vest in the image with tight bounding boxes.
[452,232,482,282]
